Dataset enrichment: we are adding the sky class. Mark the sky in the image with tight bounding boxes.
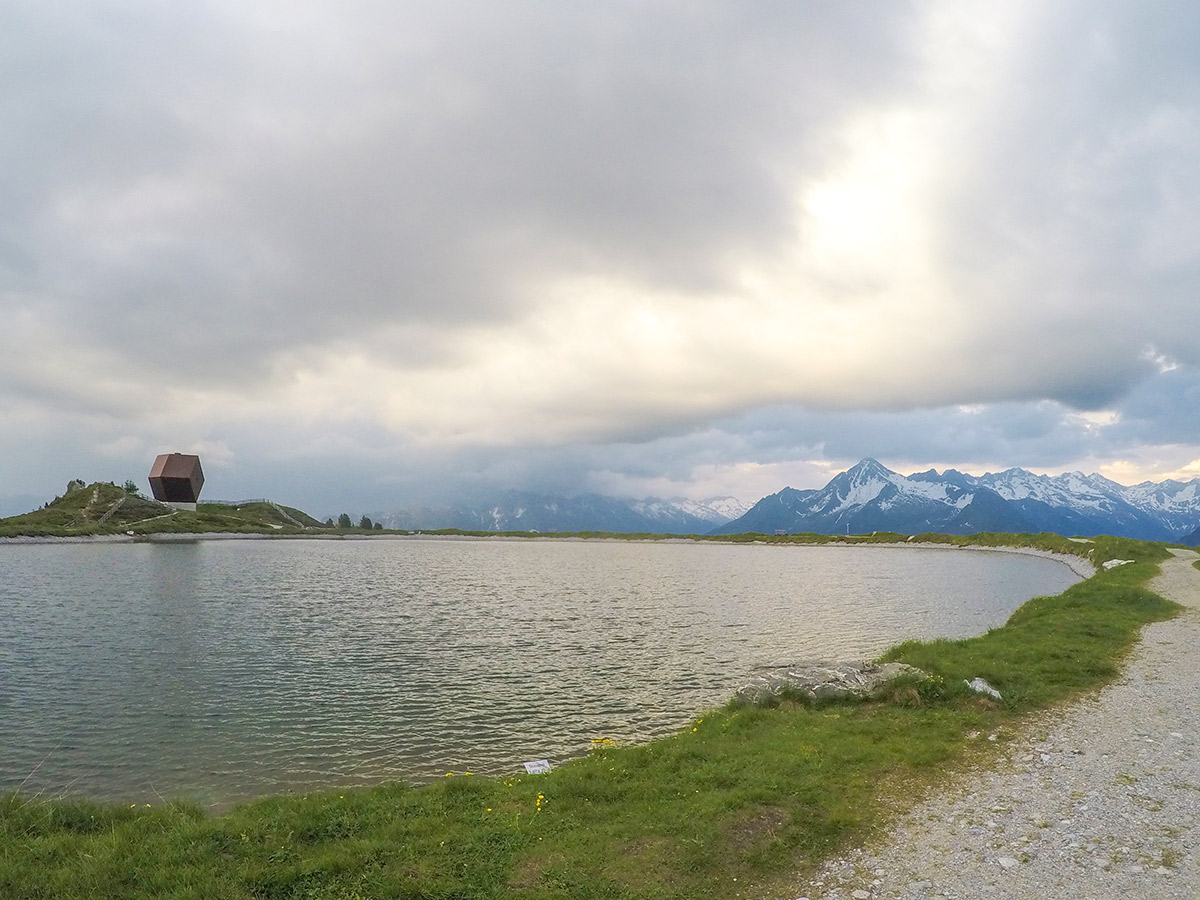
[3,0,1200,518]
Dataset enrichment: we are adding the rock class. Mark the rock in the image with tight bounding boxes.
[734,659,926,705]
[997,857,1020,869]
[852,890,871,899]
[965,677,1002,699]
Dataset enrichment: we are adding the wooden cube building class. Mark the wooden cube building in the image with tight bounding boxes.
[148,453,205,504]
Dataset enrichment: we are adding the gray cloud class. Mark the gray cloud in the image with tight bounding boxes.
[2,2,920,387]
[3,1,1200,512]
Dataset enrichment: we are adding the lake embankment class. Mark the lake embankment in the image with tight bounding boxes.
[803,539,1097,579]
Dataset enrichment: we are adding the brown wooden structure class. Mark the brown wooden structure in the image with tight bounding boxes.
[148,453,205,503]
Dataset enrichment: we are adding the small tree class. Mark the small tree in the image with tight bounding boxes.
[122,479,140,495]
[337,513,352,529]
[359,516,373,530]
[324,518,334,527]
[374,522,383,530]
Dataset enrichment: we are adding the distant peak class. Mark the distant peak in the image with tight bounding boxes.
[850,457,886,470]
[847,457,895,478]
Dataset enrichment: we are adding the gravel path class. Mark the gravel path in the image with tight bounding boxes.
[781,548,1200,900]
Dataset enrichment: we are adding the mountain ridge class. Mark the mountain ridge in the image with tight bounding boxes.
[714,458,1200,541]
[377,491,752,534]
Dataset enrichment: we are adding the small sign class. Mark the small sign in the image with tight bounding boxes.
[523,759,552,774]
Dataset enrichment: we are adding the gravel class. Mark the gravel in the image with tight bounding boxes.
[776,548,1200,900]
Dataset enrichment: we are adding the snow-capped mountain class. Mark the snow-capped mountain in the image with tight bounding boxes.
[713,459,1200,541]
[631,496,752,525]
[380,491,749,534]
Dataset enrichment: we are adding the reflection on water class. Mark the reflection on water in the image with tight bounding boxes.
[0,538,1078,807]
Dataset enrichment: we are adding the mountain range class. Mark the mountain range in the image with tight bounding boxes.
[714,458,1200,542]
[376,491,752,534]
[374,459,1200,543]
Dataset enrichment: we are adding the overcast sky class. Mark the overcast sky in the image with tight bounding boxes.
[3,1,1199,517]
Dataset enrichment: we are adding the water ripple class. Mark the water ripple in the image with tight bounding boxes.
[0,539,1077,807]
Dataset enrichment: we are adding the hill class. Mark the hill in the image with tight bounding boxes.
[0,482,326,538]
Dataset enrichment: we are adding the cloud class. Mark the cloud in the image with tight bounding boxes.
[2,1,1200,511]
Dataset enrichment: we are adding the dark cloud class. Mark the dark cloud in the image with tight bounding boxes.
[3,2,1200,510]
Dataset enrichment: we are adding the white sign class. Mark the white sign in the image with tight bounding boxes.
[523,759,552,774]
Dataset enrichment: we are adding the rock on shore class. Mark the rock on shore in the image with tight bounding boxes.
[736,660,924,705]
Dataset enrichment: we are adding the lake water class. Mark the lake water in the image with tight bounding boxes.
[0,537,1079,808]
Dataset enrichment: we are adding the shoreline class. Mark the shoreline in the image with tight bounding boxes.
[2,537,1176,898]
[0,530,1097,576]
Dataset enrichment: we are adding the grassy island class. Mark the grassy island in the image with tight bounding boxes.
[0,534,1184,899]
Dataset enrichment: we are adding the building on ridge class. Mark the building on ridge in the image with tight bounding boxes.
[148,453,205,510]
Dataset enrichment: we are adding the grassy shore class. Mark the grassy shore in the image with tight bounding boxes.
[0,536,1179,899]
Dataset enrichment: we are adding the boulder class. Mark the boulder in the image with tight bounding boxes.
[735,659,926,705]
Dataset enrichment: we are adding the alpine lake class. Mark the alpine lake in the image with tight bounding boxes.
[0,536,1080,809]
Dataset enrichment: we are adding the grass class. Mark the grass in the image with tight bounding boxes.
[0,483,327,538]
[0,535,1185,899]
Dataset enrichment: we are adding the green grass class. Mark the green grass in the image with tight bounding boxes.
[0,484,326,537]
[0,536,1186,899]
[0,706,993,900]
[881,550,1173,709]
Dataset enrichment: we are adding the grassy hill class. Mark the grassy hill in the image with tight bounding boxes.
[0,482,327,538]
